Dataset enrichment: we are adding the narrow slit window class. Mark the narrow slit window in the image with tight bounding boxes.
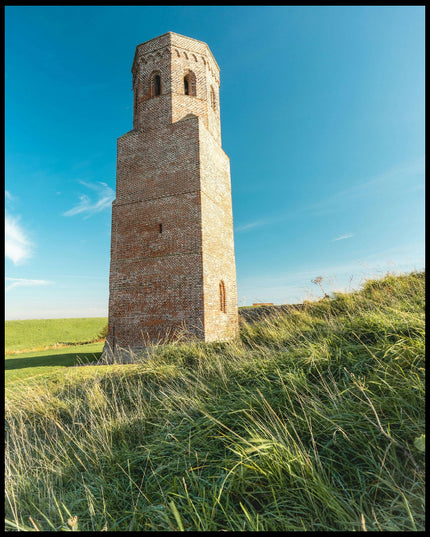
[184,76,189,95]
[159,223,163,234]
[154,75,161,96]
[219,280,226,313]
[210,86,216,111]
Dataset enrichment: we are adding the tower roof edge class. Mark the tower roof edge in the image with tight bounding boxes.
[132,31,220,73]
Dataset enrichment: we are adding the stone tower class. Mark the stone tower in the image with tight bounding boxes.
[103,32,238,356]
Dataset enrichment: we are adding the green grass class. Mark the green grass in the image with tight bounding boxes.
[5,317,106,386]
[5,343,104,386]
[5,317,107,354]
[4,271,425,531]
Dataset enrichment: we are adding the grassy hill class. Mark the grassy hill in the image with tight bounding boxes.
[4,271,425,531]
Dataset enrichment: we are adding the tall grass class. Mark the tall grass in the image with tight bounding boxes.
[5,271,425,531]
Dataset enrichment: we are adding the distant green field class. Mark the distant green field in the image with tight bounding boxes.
[5,317,108,354]
[5,343,104,387]
[4,317,107,387]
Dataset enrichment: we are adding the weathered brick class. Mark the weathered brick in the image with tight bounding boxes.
[103,32,238,356]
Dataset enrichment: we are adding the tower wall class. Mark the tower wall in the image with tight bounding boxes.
[107,116,205,348]
[199,122,238,340]
[104,32,238,356]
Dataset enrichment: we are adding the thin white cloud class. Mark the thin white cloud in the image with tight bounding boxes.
[236,159,425,230]
[5,190,14,201]
[235,220,266,233]
[5,214,33,265]
[307,158,424,217]
[331,233,354,242]
[5,277,53,292]
[64,181,115,219]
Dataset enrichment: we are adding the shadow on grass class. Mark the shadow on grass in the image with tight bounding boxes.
[5,352,102,371]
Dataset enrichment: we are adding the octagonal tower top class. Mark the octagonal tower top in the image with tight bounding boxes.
[131,32,222,144]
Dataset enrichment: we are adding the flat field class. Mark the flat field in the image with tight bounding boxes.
[5,317,107,354]
[5,317,107,387]
[5,343,104,387]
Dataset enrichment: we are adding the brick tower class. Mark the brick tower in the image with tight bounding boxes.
[103,32,238,357]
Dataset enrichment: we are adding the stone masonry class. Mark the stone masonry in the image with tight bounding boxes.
[103,32,239,357]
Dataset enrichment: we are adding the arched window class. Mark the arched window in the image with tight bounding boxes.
[219,280,226,313]
[210,86,216,111]
[183,71,196,96]
[150,72,162,98]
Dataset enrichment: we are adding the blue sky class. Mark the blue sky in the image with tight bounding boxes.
[5,6,425,319]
